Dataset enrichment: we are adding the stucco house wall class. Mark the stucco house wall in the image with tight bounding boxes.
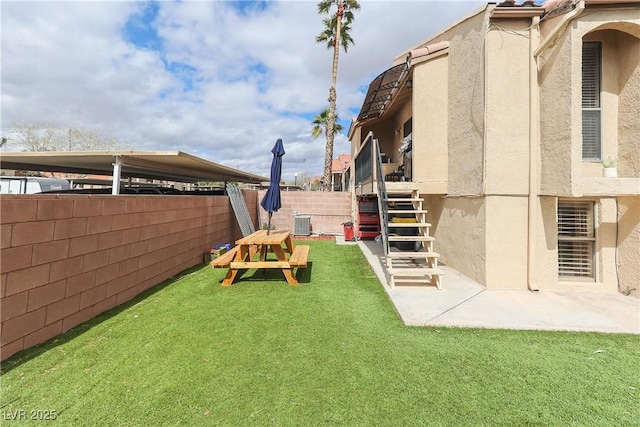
[351,1,639,294]
[413,53,448,192]
[539,8,640,192]
[535,6,640,295]
[423,195,487,285]
[618,32,640,177]
[581,9,640,176]
[444,11,488,197]
[417,9,535,288]
[363,119,396,163]
[539,22,574,196]
[408,9,490,285]
[422,3,639,292]
[481,18,533,289]
[485,196,530,289]
[618,197,640,298]
[485,18,531,196]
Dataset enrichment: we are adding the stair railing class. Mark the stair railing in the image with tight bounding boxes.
[373,138,390,255]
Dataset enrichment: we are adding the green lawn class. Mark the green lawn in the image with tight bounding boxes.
[2,241,639,426]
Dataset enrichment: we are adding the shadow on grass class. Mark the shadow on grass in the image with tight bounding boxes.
[220,262,313,285]
[0,264,207,374]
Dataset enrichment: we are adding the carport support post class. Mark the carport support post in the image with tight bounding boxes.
[112,156,122,195]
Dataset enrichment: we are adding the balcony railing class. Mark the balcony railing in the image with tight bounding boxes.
[355,132,374,186]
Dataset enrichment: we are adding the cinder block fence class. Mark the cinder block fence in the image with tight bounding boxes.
[256,190,352,235]
[0,192,257,361]
[1,190,351,361]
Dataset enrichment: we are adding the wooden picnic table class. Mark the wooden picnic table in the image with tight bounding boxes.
[210,229,309,286]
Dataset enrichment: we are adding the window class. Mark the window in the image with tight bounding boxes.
[557,200,595,280]
[582,42,602,161]
[403,118,412,138]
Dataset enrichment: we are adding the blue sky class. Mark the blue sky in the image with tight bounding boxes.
[2,0,486,181]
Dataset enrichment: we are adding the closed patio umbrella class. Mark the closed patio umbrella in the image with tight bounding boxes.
[260,138,285,235]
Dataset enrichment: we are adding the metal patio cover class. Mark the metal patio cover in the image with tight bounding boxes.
[0,151,268,185]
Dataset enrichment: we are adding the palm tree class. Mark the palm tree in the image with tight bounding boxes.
[316,0,360,190]
[311,108,344,139]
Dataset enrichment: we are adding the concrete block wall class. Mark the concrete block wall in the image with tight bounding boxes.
[256,190,352,235]
[1,191,258,361]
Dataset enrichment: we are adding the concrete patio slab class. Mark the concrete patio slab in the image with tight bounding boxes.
[353,238,640,334]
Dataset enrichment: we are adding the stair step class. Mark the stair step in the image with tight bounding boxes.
[387,189,420,194]
[388,236,435,242]
[391,278,439,287]
[387,210,429,214]
[387,222,431,228]
[392,277,438,283]
[388,267,443,276]
[387,251,439,259]
[387,198,423,203]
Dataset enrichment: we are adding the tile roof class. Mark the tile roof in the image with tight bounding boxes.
[494,1,627,20]
[408,41,449,61]
[492,0,548,17]
[332,154,351,172]
[496,0,575,14]
[497,0,544,6]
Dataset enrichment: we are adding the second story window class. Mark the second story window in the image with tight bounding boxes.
[582,41,602,161]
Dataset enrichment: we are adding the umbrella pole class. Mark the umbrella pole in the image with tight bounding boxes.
[261,213,273,270]
[266,213,272,235]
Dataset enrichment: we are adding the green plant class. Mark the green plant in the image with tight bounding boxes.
[602,157,617,168]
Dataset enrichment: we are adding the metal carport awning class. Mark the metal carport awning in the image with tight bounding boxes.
[0,150,269,194]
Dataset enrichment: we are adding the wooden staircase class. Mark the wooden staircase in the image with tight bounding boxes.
[385,189,442,289]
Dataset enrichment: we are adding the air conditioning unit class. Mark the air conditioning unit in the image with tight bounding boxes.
[293,215,311,236]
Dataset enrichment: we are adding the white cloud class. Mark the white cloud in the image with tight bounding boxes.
[1,0,485,181]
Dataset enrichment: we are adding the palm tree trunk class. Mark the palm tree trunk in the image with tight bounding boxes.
[324,87,336,191]
[323,0,343,191]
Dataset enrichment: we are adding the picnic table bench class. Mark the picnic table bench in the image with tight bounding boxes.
[209,245,241,268]
[288,244,310,267]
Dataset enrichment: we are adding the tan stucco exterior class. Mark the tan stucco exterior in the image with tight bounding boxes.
[423,195,487,284]
[350,1,640,296]
[485,19,531,197]
[443,11,487,197]
[413,54,448,193]
[618,197,640,297]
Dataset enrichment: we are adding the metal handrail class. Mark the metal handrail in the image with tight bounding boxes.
[373,138,389,255]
